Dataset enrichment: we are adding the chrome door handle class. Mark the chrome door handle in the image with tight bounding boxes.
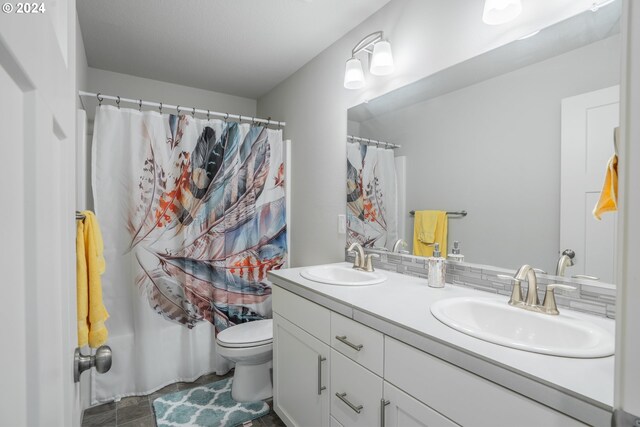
[380,399,390,427]
[336,392,363,414]
[317,355,326,395]
[74,346,112,383]
[335,335,364,351]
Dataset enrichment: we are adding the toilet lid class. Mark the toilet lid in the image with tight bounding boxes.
[216,319,273,348]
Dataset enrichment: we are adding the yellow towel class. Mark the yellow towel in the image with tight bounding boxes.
[593,154,618,220]
[77,211,109,348]
[413,210,448,257]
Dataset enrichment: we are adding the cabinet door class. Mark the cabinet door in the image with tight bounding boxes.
[274,314,330,427]
[383,382,459,427]
[331,350,383,427]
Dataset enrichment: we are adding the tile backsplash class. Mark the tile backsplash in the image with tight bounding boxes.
[345,250,616,319]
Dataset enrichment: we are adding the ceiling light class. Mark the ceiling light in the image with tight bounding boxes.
[344,58,365,90]
[482,0,523,25]
[344,31,394,89]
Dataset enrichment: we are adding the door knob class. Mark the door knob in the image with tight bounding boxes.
[74,345,112,383]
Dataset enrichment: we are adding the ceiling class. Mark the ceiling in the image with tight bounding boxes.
[77,0,391,99]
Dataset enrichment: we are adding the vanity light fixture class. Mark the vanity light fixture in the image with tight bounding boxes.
[344,31,394,90]
[482,0,522,25]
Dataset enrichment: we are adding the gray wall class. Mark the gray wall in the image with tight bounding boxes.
[256,0,597,267]
[358,36,620,272]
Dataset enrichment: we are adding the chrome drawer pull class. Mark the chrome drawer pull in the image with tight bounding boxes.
[380,399,391,427]
[336,335,364,351]
[336,392,363,414]
[317,355,326,395]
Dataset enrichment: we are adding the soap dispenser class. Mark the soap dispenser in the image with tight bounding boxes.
[448,241,464,262]
[428,243,446,288]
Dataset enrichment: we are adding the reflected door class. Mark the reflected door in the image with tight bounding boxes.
[561,86,620,283]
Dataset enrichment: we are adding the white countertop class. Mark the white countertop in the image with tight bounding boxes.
[269,262,614,412]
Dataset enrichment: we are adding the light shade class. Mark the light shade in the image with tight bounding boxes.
[482,0,522,25]
[370,40,395,76]
[344,57,365,89]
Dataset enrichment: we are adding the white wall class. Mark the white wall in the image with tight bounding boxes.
[357,36,620,272]
[257,0,603,267]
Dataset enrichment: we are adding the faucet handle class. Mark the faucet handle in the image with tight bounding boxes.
[571,274,600,281]
[533,268,547,275]
[542,284,577,315]
[363,253,379,272]
[497,275,523,305]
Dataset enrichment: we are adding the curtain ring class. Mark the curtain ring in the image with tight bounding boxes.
[251,116,256,127]
[116,96,121,109]
[138,99,142,112]
[278,121,282,129]
[176,105,181,115]
[266,119,271,127]
[239,114,243,123]
[207,110,211,120]
[159,102,163,114]
[97,93,103,106]
[192,107,196,118]
[224,113,229,122]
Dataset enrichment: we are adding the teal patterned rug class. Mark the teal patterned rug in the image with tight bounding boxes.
[152,378,269,427]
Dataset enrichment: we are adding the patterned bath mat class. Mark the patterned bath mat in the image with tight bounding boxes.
[152,378,269,427]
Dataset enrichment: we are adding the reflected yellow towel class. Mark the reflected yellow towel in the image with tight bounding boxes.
[77,211,109,348]
[413,210,448,257]
[593,154,618,220]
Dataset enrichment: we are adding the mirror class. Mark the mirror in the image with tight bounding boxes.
[346,5,621,283]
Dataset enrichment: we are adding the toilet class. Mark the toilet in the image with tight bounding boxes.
[216,318,273,402]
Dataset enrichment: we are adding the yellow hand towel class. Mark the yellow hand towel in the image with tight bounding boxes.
[593,154,618,220]
[413,210,448,257]
[76,211,109,348]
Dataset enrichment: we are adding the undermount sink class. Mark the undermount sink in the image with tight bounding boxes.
[430,297,614,358]
[300,265,386,286]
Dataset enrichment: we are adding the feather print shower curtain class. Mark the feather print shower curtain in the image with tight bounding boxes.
[346,142,397,248]
[92,105,286,403]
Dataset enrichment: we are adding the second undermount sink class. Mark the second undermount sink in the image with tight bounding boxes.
[430,297,614,358]
[300,264,386,286]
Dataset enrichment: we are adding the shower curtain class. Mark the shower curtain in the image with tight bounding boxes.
[91,105,287,403]
[346,142,398,248]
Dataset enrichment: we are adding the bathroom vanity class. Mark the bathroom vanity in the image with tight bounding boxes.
[268,264,614,427]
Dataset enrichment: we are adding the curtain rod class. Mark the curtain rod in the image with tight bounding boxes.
[347,135,400,149]
[78,91,286,127]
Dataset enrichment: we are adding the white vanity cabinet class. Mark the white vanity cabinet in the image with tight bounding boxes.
[272,285,588,427]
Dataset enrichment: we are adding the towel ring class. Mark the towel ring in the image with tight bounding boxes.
[116,96,121,109]
[97,93,103,106]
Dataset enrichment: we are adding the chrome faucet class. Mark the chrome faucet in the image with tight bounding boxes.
[555,249,575,277]
[499,264,576,315]
[392,239,409,254]
[347,243,379,272]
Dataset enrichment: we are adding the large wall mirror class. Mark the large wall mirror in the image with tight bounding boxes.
[346,4,621,284]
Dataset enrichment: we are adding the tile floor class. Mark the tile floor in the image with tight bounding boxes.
[81,370,285,427]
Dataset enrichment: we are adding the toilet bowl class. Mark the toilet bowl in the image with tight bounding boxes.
[216,318,273,402]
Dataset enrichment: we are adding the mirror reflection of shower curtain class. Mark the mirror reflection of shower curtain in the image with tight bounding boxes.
[346,142,398,248]
[91,105,287,404]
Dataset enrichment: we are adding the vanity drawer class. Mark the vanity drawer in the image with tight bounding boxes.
[384,337,587,427]
[272,285,330,344]
[331,349,383,427]
[331,312,384,376]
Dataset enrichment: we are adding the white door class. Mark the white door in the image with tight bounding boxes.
[383,382,458,427]
[273,314,330,427]
[560,86,619,283]
[0,1,79,426]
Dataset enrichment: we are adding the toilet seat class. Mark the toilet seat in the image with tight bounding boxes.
[216,319,273,348]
